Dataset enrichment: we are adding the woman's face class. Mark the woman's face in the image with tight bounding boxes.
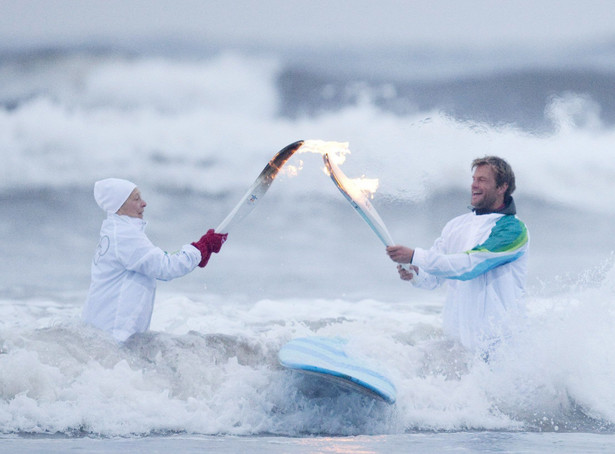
[117,188,147,218]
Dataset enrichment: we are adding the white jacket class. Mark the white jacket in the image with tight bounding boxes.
[411,203,529,352]
[82,214,201,341]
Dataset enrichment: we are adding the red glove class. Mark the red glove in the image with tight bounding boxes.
[191,229,228,267]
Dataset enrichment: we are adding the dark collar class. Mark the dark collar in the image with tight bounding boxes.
[472,197,516,216]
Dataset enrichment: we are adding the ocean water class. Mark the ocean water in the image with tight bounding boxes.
[2,6,615,452]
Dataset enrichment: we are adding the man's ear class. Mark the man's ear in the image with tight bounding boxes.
[497,183,508,196]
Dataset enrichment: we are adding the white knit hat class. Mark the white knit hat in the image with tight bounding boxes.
[94,178,137,214]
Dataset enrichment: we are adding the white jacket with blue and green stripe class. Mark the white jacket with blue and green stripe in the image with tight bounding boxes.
[411,198,529,352]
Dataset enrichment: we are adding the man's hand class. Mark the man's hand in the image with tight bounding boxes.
[386,245,414,263]
[397,264,418,281]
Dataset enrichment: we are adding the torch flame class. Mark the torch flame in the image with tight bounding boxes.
[352,174,380,197]
[299,139,350,166]
[283,159,304,177]
[298,140,379,198]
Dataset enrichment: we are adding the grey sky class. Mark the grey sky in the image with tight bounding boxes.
[1,0,615,51]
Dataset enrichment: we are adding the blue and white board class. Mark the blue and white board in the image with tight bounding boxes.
[279,337,396,404]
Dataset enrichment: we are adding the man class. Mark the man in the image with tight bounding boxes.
[83,178,227,342]
[386,157,529,354]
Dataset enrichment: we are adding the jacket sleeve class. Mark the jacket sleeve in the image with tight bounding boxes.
[410,267,444,290]
[412,215,528,281]
[407,230,445,290]
[117,230,200,281]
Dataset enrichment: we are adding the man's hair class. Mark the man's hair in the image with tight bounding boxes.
[471,156,516,200]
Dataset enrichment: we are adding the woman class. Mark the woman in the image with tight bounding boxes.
[83,178,227,341]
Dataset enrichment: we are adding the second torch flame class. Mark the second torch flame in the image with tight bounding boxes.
[294,139,380,198]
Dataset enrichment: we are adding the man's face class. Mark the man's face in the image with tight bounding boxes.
[117,188,147,219]
[471,164,507,211]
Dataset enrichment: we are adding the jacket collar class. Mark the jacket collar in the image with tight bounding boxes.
[472,197,516,216]
[109,213,147,230]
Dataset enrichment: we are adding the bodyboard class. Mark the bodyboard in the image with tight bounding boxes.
[279,336,396,404]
